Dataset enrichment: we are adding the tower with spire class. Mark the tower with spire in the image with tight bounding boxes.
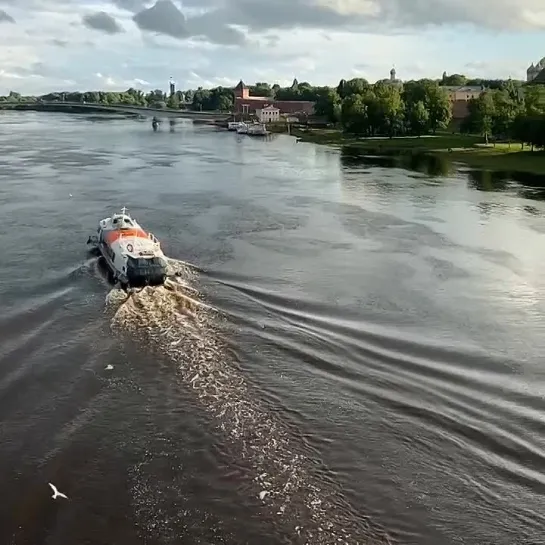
[390,67,396,81]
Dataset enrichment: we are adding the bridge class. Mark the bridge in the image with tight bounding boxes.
[0,101,232,123]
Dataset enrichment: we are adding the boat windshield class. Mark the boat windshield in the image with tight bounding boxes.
[112,216,134,229]
[127,256,165,269]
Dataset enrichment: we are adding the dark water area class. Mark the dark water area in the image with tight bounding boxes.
[1,112,545,545]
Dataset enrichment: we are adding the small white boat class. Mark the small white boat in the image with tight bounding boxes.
[236,122,249,134]
[228,121,244,131]
[87,207,168,288]
[247,123,268,136]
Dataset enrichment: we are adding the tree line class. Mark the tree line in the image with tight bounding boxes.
[311,78,457,137]
[461,83,545,150]
[5,75,545,147]
[0,73,519,113]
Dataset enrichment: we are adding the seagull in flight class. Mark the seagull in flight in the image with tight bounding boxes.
[48,483,68,500]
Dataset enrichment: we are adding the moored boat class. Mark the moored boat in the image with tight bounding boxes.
[236,122,249,134]
[247,123,268,136]
[228,121,244,131]
[87,207,167,288]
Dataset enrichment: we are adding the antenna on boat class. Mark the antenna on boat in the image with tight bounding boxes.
[121,206,128,215]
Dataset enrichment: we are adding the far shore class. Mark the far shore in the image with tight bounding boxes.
[4,104,545,176]
[268,124,545,176]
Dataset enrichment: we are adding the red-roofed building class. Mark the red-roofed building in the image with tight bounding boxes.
[233,80,315,117]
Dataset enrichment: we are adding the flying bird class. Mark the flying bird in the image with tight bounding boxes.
[48,483,68,500]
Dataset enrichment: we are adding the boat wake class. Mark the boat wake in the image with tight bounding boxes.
[106,257,391,545]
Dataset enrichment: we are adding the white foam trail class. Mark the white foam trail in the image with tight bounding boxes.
[107,258,390,545]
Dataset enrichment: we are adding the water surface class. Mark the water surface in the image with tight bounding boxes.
[1,112,544,545]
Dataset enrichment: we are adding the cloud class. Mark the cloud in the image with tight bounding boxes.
[112,0,147,12]
[130,0,246,45]
[132,0,246,45]
[131,0,545,36]
[0,0,542,96]
[133,0,187,38]
[0,9,15,23]
[82,11,124,34]
[95,71,152,89]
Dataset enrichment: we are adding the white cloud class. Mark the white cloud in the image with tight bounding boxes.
[0,0,542,94]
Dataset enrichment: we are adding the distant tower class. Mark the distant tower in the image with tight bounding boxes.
[390,67,396,82]
[234,80,249,99]
[169,77,175,96]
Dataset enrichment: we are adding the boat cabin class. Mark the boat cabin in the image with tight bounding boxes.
[111,207,136,230]
[111,214,135,230]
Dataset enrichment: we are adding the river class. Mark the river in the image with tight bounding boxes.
[0,111,544,545]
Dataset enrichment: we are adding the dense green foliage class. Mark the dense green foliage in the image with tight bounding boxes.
[461,82,545,149]
[311,78,453,137]
[440,72,508,90]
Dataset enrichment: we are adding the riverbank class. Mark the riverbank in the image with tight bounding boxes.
[268,125,545,175]
[0,102,140,116]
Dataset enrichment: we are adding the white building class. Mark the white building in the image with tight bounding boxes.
[256,105,280,123]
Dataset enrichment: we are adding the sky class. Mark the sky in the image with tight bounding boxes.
[0,0,545,95]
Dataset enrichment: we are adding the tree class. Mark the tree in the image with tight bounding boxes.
[341,94,369,134]
[250,82,273,97]
[426,84,452,133]
[216,93,233,111]
[524,85,545,116]
[441,73,467,86]
[409,100,429,136]
[167,93,180,109]
[491,89,521,146]
[375,85,405,137]
[338,78,370,99]
[314,87,341,123]
[468,92,496,144]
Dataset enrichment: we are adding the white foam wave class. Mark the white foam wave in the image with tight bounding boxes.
[107,258,390,545]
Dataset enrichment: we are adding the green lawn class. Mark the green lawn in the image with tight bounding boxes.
[270,125,545,175]
[442,144,545,174]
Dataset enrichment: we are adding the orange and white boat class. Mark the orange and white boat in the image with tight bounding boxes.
[87,207,167,288]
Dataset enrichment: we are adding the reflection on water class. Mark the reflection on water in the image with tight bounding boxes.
[340,146,545,202]
[340,146,454,178]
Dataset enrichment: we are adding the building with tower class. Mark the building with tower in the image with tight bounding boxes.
[526,58,545,84]
[527,58,545,82]
[383,67,402,87]
[233,80,315,117]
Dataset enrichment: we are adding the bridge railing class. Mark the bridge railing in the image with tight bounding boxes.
[0,100,233,118]
[43,101,231,116]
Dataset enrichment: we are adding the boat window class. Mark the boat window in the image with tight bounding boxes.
[127,256,164,269]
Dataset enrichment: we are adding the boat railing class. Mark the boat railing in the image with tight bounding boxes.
[148,232,161,246]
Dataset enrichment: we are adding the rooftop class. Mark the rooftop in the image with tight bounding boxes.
[441,85,483,92]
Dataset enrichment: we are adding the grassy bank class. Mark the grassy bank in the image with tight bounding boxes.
[268,124,545,175]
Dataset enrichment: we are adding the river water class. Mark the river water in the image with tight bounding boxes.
[0,112,544,545]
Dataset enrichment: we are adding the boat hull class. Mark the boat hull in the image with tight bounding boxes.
[88,236,167,289]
